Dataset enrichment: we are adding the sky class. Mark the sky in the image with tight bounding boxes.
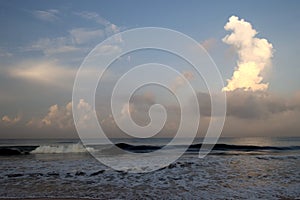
[0,0,300,138]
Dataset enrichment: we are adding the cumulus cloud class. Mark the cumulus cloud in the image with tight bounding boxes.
[75,99,96,129]
[99,92,181,137]
[128,93,157,126]
[26,99,97,131]
[104,93,156,129]
[1,114,22,125]
[222,16,274,92]
[201,38,217,51]
[120,103,134,118]
[170,71,194,92]
[2,90,300,137]
[27,102,73,129]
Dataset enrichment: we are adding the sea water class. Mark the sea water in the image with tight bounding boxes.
[0,137,300,199]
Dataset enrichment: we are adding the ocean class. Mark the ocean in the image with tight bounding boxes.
[0,137,300,199]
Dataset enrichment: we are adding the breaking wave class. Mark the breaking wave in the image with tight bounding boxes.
[0,143,96,155]
[31,143,96,154]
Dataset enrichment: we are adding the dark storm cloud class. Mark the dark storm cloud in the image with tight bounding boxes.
[226,90,288,119]
[196,90,299,120]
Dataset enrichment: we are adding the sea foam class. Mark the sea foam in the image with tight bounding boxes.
[31,143,95,154]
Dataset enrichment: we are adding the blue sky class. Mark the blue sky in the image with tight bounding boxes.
[1,0,299,92]
[0,0,300,138]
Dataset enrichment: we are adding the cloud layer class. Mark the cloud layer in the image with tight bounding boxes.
[1,89,300,138]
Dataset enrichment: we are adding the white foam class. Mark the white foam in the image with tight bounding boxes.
[31,143,95,154]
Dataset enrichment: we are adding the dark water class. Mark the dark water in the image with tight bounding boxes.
[0,137,300,199]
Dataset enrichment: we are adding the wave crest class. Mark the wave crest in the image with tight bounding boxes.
[31,143,95,154]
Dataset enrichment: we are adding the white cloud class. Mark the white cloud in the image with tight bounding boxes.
[201,38,217,51]
[25,11,122,60]
[94,44,122,55]
[70,28,104,44]
[8,60,76,88]
[75,11,111,27]
[29,37,79,56]
[5,59,115,92]
[222,16,274,92]
[170,71,194,92]
[75,11,121,37]
[27,99,97,131]
[27,102,73,129]
[0,49,12,57]
[33,9,59,22]
[75,99,96,128]
[120,103,135,118]
[1,114,22,125]
[2,90,300,137]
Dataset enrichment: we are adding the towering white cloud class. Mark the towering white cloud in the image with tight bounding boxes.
[222,16,273,91]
